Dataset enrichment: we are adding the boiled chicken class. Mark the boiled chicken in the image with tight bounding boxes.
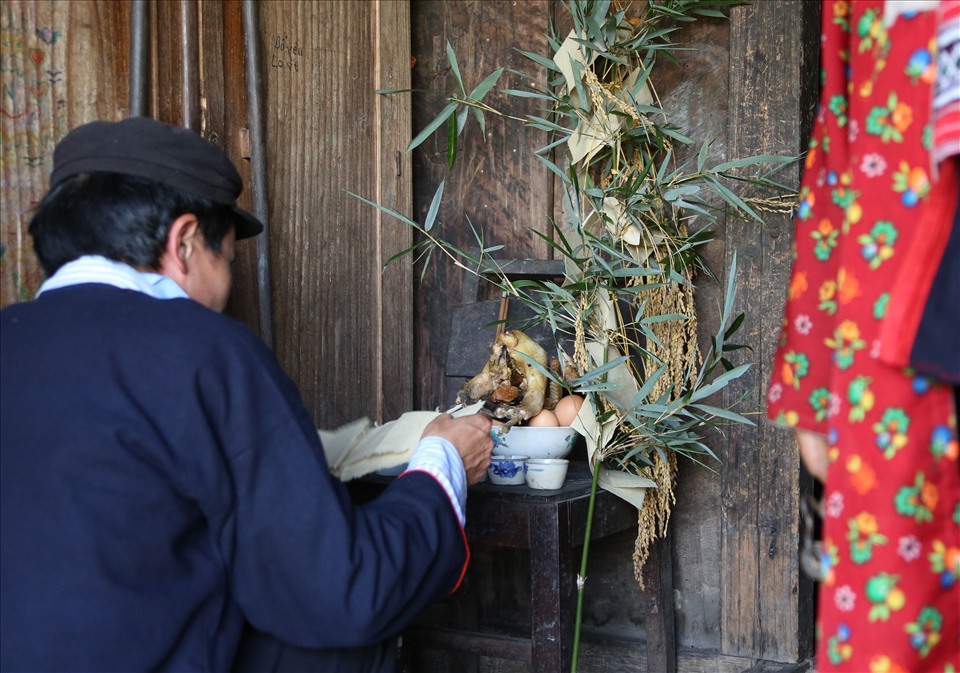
[457,329,553,426]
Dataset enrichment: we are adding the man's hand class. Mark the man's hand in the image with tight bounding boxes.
[795,429,828,482]
[422,414,493,485]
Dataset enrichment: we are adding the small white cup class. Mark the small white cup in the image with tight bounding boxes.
[525,458,569,490]
[487,455,529,486]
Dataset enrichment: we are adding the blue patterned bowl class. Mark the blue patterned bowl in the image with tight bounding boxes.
[487,455,529,485]
[492,426,578,459]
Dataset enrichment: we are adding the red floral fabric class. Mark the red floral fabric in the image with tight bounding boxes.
[767,2,960,671]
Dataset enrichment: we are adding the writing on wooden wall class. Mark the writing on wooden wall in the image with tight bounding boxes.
[1,4,67,305]
[271,35,302,73]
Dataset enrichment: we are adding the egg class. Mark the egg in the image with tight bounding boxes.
[527,408,559,427]
[553,394,585,427]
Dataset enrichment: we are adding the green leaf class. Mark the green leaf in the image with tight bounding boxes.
[663,185,701,202]
[573,355,631,385]
[688,363,752,403]
[347,191,419,228]
[631,363,668,407]
[456,105,469,136]
[709,175,762,221]
[424,181,445,232]
[711,154,794,173]
[689,403,756,426]
[696,140,710,173]
[472,107,486,136]
[447,114,458,169]
[535,154,572,183]
[692,8,728,18]
[469,66,504,102]
[382,240,430,270]
[723,312,746,340]
[446,41,466,96]
[407,102,458,153]
[515,48,561,72]
[503,88,557,100]
[722,250,739,328]
[660,126,693,144]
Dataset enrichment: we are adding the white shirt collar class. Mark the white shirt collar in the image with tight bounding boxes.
[36,255,189,301]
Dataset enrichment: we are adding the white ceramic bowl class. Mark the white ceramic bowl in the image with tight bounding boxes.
[491,426,578,459]
[487,455,529,485]
[525,458,569,490]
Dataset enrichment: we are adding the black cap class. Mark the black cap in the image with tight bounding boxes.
[49,116,264,240]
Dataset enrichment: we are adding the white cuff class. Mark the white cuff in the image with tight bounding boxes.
[404,436,467,526]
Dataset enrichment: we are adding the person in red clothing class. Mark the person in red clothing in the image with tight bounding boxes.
[768,2,960,671]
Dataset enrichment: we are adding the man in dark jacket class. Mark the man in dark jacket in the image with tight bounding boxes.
[0,117,493,672]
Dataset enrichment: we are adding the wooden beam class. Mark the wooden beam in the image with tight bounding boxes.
[720,0,818,662]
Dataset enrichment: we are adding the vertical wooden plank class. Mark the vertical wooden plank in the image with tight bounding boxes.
[151,0,184,126]
[649,13,732,654]
[375,0,413,421]
[720,0,817,661]
[1,0,129,307]
[258,0,408,427]
[201,0,262,335]
[410,0,557,411]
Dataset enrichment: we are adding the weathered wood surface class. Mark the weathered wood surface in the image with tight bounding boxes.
[1,0,129,306]
[410,0,558,412]
[409,0,818,669]
[151,0,264,337]
[257,0,412,427]
[652,12,733,654]
[720,0,818,663]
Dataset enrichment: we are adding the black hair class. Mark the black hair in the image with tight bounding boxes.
[28,172,236,276]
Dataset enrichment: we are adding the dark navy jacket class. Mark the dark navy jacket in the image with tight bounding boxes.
[0,284,467,672]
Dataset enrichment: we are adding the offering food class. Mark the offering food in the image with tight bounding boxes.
[527,408,559,427]
[456,329,554,426]
[553,394,584,427]
[457,329,579,429]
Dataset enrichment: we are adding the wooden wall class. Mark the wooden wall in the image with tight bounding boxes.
[407,1,821,671]
[255,0,413,427]
[0,0,413,427]
[2,1,822,670]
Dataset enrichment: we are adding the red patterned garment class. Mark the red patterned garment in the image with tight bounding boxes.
[767,2,960,671]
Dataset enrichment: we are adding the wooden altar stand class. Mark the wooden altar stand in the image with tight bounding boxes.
[374,259,676,672]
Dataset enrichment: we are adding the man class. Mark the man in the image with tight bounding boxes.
[0,117,493,672]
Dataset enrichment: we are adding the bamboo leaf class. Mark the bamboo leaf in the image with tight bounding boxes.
[446,41,466,96]
[709,175,762,221]
[447,115,458,169]
[424,181,445,232]
[347,191,420,228]
[573,355,631,385]
[690,403,756,426]
[631,363,668,406]
[711,154,794,173]
[515,48,561,72]
[469,66,504,102]
[456,106,469,136]
[407,102,458,152]
[696,140,710,173]
[688,362,752,403]
[472,107,486,135]
[503,88,557,100]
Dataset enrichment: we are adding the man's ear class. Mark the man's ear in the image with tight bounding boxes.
[159,214,201,278]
